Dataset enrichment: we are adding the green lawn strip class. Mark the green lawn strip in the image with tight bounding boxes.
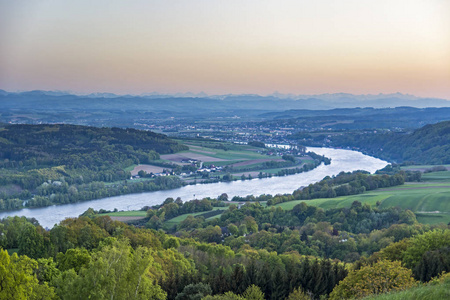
[379,189,450,212]
[275,194,391,211]
[178,148,269,161]
[380,182,450,189]
[204,160,241,167]
[163,207,227,227]
[124,164,137,172]
[415,213,450,225]
[272,182,450,224]
[206,214,223,220]
[422,171,450,181]
[182,140,246,151]
[99,210,148,217]
[210,150,270,160]
[401,164,450,170]
[180,141,296,165]
[419,192,450,212]
[362,280,450,300]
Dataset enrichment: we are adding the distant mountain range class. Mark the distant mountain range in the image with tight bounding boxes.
[1,89,449,109]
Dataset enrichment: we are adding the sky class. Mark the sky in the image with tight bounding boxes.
[1,0,449,98]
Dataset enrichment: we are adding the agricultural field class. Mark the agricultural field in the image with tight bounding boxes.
[163,207,228,229]
[157,139,309,177]
[99,207,228,227]
[128,164,168,176]
[99,210,148,217]
[421,170,450,181]
[98,210,148,222]
[275,171,450,225]
[166,142,273,163]
[401,165,450,172]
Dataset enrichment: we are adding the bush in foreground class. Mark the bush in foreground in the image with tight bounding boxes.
[329,260,416,300]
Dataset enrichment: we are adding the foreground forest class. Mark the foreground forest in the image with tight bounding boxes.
[1,169,449,300]
[1,121,450,299]
[1,202,449,300]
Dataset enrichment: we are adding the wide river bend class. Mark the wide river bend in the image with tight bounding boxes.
[0,147,387,228]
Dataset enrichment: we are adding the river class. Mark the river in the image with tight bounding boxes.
[0,147,387,228]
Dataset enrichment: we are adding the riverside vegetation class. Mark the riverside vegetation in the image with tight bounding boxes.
[0,124,329,211]
[1,203,449,299]
[3,168,450,299]
[2,120,450,299]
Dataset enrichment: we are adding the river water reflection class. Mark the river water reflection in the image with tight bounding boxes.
[0,147,387,228]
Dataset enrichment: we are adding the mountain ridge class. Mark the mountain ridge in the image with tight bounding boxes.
[1,89,449,110]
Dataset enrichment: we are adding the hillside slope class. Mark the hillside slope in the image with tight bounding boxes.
[0,124,188,210]
[0,124,187,167]
[330,121,450,164]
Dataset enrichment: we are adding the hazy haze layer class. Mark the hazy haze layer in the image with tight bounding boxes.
[1,0,449,98]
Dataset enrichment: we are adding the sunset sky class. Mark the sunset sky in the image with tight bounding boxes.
[1,0,449,98]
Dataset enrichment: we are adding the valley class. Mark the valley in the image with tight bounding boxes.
[1,95,450,300]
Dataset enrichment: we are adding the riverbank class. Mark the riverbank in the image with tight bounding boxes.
[1,142,328,212]
[0,148,388,228]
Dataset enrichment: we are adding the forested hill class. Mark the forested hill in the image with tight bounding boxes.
[0,124,189,210]
[0,124,187,167]
[330,120,450,164]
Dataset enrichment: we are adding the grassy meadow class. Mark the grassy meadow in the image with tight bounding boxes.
[163,207,228,229]
[275,171,450,225]
[99,210,148,217]
[362,279,450,300]
[101,171,450,225]
[157,139,309,177]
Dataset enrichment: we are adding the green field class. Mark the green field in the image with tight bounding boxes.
[178,149,273,163]
[274,179,450,225]
[99,207,227,225]
[422,171,450,181]
[164,140,307,174]
[99,210,148,217]
[124,164,137,172]
[362,279,450,300]
[401,164,450,170]
[163,207,227,229]
[415,213,450,225]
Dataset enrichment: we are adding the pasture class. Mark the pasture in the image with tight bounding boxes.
[158,140,307,176]
[421,171,450,181]
[163,207,227,229]
[99,210,147,217]
[274,177,450,225]
[401,165,450,172]
[98,210,148,223]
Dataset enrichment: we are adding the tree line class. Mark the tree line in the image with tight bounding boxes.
[321,120,450,164]
[0,124,188,211]
[1,211,449,299]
